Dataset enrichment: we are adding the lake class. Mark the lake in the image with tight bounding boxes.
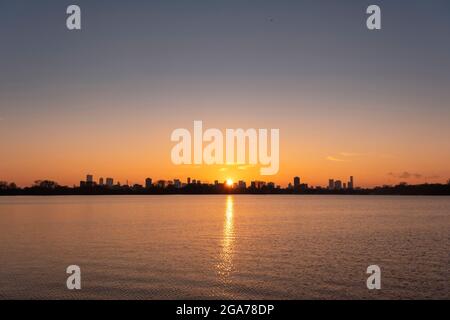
[0,195,448,299]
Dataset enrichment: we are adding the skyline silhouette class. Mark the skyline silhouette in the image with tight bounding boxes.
[1,174,450,196]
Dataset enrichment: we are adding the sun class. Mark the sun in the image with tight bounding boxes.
[226,179,233,187]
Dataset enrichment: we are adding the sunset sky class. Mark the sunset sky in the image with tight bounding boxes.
[1,0,450,187]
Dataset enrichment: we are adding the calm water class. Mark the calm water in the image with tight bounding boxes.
[0,195,448,300]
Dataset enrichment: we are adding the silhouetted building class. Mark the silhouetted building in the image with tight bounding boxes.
[328,179,335,190]
[106,178,114,187]
[335,180,342,190]
[294,177,300,187]
[238,180,246,189]
[99,177,104,186]
[145,178,152,188]
[174,179,182,188]
[86,174,93,183]
[157,180,166,188]
[187,177,191,184]
[348,176,354,189]
[300,183,309,191]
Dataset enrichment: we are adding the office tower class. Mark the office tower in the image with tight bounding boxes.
[106,178,114,187]
[348,176,354,189]
[157,180,166,188]
[145,178,152,189]
[86,174,93,183]
[343,182,347,189]
[174,179,181,188]
[335,180,342,190]
[99,177,104,186]
[328,179,335,190]
[294,176,300,187]
[187,177,191,184]
[238,180,246,189]
[214,180,219,186]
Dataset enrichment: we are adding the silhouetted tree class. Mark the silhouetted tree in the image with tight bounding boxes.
[33,180,59,189]
[0,181,17,191]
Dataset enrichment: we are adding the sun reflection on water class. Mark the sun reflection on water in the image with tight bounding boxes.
[217,196,235,278]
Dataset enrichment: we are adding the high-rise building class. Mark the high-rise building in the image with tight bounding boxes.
[145,178,152,188]
[86,174,93,183]
[157,180,166,188]
[106,178,114,187]
[294,176,300,187]
[99,177,104,186]
[174,179,182,188]
[348,176,354,189]
[187,177,191,184]
[335,180,342,190]
[328,179,335,190]
[238,180,246,189]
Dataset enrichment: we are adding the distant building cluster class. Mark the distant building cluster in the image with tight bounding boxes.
[78,174,355,192]
[328,176,354,190]
[3,174,450,196]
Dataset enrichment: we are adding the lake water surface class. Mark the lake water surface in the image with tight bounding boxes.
[0,195,448,299]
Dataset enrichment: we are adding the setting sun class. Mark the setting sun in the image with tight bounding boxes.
[226,179,234,187]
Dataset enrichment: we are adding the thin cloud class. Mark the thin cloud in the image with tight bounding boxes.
[326,156,347,162]
[238,165,255,170]
[339,152,364,157]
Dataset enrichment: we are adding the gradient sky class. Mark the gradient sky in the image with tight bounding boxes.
[1,0,450,187]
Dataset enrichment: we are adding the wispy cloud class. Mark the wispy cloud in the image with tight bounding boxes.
[327,151,363,162]
[238,165,255,170]
[339,152,364,157]
[326,156,347,162]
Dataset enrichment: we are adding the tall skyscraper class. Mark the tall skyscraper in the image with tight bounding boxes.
[348,176,354,189]
[86,174,93,183]
[335,180,342,190]
[145,178,152,189]
[328,179,335,190]
[106,178,114,187]
[294,176,300,187]
[187,177,191,184]
[99,177,104,186]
